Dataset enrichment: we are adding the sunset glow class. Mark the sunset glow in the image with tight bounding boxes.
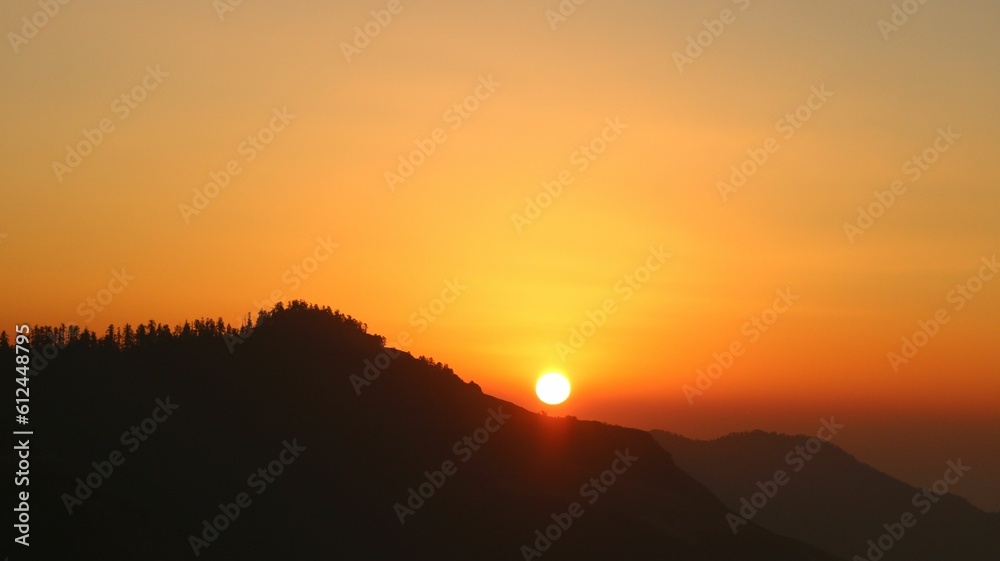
[3,0,999,513]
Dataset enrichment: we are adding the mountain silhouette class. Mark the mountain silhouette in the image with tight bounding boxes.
[651,429,1000,561]
[5,301,842,560]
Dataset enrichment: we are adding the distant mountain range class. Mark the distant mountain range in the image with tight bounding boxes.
[651,429,1000,561]
[8,302,842,560]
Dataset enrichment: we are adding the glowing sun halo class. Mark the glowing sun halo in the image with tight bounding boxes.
[536,373,571,405]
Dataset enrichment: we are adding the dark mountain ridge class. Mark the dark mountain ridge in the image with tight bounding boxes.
[6,302,840,560]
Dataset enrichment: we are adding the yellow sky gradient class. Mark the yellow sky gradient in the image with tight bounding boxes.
[2,0,999,507]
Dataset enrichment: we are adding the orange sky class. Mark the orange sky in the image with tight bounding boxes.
[2,1,998,509]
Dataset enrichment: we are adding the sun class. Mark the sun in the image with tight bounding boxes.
[535,373,571,405]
